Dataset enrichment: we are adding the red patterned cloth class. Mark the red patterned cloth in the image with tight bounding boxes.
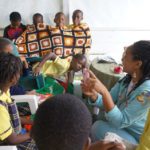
[3,24,26,40]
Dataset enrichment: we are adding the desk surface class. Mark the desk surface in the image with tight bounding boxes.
[90,58,125,90]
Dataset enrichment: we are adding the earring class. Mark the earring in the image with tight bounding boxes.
[132,72,136,78]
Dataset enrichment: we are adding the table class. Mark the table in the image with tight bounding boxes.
[90,58,125,90]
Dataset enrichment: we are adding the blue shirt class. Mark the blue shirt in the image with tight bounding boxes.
[89,78,150,141]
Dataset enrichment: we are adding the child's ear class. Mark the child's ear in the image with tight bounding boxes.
[138,60,142,68]
[54,18,56,23]
[10,75,18,86]
[10,76,16,85]
[136,60,142,69]
[83,137,91,150]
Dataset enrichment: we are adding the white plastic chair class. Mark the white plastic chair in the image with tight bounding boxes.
[12,95,39,114]
[0,95,39,149]
[0,146,17,150]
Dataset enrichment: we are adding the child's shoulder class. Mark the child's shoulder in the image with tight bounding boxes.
[0,90,12,103]
[51,25,68,30]
[63,25,68,30]
[67,24,74,29]
[68,23,90,30]
[20,23,27,30]
[4,24,11,30]
[79,23,90,29]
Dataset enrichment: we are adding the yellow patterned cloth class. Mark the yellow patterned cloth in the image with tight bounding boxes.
[41,56,71,78]
[0,90,13,141]
[136,109,150,150]
[15,23,91,58]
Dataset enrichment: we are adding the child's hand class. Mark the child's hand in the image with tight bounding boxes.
[26,90,37,95]
[20,56,29,69]
[20,56,26,62]
[33,66,41,76]
[109,142,126,150]
[85,70,108,95]
[81,81,98,101]
[89,140,125,150]
[21,117,33,125]
[83,68,90,83]
[89,140,121,150]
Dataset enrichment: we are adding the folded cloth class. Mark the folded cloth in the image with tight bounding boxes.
[97,55,117,64]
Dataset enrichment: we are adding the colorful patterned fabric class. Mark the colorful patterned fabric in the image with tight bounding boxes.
[7,100,22,134]
[40,56,71,77]
[3,24,26,40]
[0,99,21,134]
[17,139,38,150]
[36,76,64,95]
[15,23,91,58]
[136,109,150,150]
[17,102,31,116]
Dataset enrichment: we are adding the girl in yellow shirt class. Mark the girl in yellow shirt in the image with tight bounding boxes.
[0,53,37,149]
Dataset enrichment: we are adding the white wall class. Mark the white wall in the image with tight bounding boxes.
[67,0,150,62]
[1,0,150,62]
[90,28,150,63]
[68,0,150,28]
[0,0,62,27]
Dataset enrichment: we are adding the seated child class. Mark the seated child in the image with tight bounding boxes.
[3,12,26,41]
[69,9,91,56]
[0,38,63,98]
[0,37,34,95]
[54,12,67,29]
[33,13,44,26]
[69,9,88,28]
[0,37,19,55]
[31,94,124,150]
[72,9,83,27]
[0,52,37,149]
[26,13,44,32]
[33,52,87,90]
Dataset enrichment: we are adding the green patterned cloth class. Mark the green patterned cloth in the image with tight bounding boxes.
[36,77,64,95]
